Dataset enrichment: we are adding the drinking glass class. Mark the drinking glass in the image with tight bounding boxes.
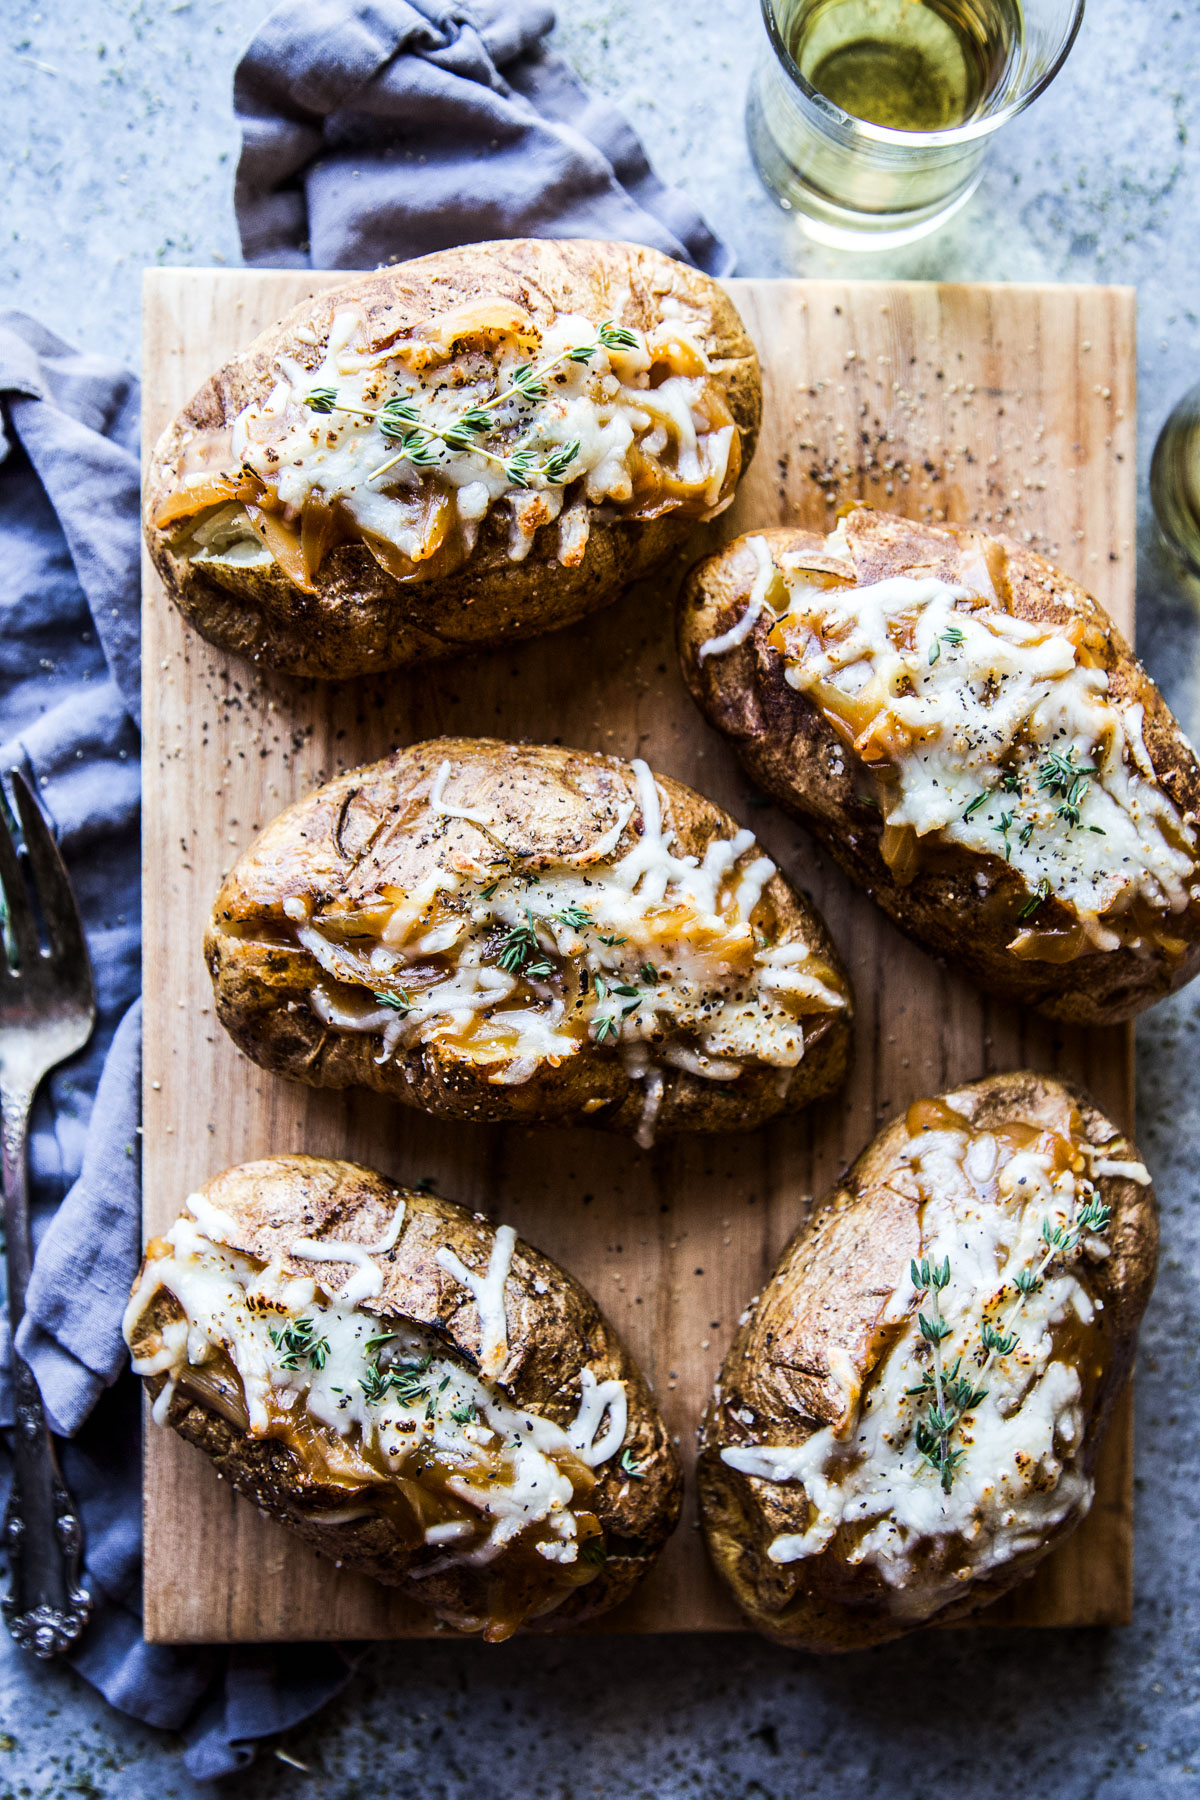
[1151,383,1200,579]
[747,0,1086,248]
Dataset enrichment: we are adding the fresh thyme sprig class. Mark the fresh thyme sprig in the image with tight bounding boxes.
[907,1183,1112,1494]
[496,908,555,979]
[360,1351,433,1407]
[959,742,1104,850]
[269,1317,330,1372]
[928,626,965,666]
[1038,747,1097,830]
[303,318,637,489]
[1016,876,1053,921]
[373,987,413,1014]
[1038,746,1097,796]
[590,972,647,1045]
[907,1257,969,1493]
[556,904,594,932]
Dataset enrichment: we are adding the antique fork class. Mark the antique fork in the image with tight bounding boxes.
[0,770,94,1657]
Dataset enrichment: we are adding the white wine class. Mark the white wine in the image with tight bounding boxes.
[745,0,1071,249]
[749,0,1075,246]
[784,0,1021,131]
[1151,387,1200,578]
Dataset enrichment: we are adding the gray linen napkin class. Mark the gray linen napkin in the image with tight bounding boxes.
[0,315,358,1779]
[2,0,728,1778]
[234,0,732,274]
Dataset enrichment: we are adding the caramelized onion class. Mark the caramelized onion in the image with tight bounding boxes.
[649,335,707,379]
[906,1097,972,1137]
[300,497,337,583]
[1007,923,1096,963]
[356,490,464,584]
[879,822,920,885]
[176,1363,251,1433]
[153,474,246,530]
[418,299,541,356]
[905,1098,1078,1175]
[245,506,310,589]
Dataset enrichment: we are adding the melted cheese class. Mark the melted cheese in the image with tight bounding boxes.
[165,305,736,579]
[697,536,778,660]
[720,1107,1112,1619]
[293,1198,407,1304]
[435,1224,516,1380]
[291,757,848,1140]
[124,1210,627,1601]
[567,1369,629,1466]
[763,539,1198,943]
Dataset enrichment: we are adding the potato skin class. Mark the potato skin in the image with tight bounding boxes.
[204,737,854,1137]
[697,1072,1159,1651]
[145,239,761,678]
[678,508,1200,1024]
[129,1156,682,1633]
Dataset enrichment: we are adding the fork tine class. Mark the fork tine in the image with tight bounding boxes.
[10,773,93,996]
[0,780,40,971]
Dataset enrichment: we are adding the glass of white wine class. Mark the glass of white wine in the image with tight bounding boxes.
[747,0,1085,247]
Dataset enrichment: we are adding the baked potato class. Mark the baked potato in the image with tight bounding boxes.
[698,1070,1158,1651]
[205,737,853,1142]
[145,238,761,678]
[124,1155,682,1639]
[678,507,1200,1024]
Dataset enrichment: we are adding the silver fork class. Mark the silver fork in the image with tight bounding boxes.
[0,770,94,1657]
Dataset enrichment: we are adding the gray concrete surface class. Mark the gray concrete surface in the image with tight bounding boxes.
[2,0,1199,1793]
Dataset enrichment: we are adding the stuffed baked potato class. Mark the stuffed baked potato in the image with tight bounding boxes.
[678,508,1200,1024]
[145,238,761,677]
[698,1071,1158,1650]
[125,1155,682,1639]
[205,737,854,1143]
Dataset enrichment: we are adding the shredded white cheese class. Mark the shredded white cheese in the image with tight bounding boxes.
[435,1224,517,1380]
[697,536,776,661]
[567,1369,629,1467]
[292,1197,407,1304]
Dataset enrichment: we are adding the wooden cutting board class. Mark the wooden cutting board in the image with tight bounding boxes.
[141,269,1138,1643]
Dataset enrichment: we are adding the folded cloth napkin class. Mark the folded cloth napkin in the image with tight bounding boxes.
[234,0,732,274]
[1,0,728,1778]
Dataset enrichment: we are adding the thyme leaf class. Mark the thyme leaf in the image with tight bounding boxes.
[556,904,593,931]
[373,988,413,1014]
[1016,877,1053,921]
[269,1317,329,1372]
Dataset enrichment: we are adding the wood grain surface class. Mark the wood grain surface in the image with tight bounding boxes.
[141,268,1138,1643]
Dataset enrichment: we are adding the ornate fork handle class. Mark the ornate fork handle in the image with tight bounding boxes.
[2,1081,91,1657]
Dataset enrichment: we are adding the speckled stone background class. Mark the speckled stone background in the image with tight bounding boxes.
[3,0,1200,1793]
